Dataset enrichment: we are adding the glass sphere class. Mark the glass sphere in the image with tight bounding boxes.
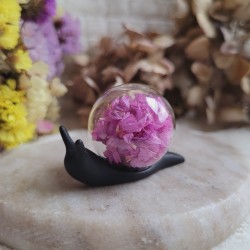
[88,83,175,169]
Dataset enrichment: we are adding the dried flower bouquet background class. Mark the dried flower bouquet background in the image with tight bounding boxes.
[0,0,81,150]
[66,0,250,128]
[1,0,250,151]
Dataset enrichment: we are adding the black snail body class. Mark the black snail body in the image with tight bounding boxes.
[59,126,185,186]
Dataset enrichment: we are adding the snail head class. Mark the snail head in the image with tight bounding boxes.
[59,126,85,155]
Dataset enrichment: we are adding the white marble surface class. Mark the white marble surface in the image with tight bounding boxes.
[211,128,250,250]
[0,123,250,250]
[0,244,12,250]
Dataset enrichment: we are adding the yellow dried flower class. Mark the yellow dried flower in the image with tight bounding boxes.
[18,0,30,4]
[25,75,53,123]
[19,63,67,123]
[0,24,19,50]
[0,0,21,49]
[46,97,60,121]
[8,48,32,72]
[0,83,35,149]
[50,77,68,97]
[28,61,49,79]
[6,78,16,90]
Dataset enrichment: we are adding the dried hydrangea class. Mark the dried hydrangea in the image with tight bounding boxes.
[66,0,249,128]
[66,26,175,125]
[165,0,250,125]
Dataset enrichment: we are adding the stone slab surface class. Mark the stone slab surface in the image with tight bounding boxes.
[0,124,250,250]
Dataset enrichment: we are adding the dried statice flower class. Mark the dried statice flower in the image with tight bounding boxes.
[19,62,67,124]
[40,20,62,77]
[92,93,174,168]
[55,13,81,55]
[21,20,62,79]
[21,0,56,24]
[37,120,54,135]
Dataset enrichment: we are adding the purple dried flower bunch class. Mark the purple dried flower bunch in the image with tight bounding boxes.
[91,88,175,168]
[21,0,56,24]
[21,0,81,79]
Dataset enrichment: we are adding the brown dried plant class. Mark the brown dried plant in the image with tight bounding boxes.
[67,0,250,127]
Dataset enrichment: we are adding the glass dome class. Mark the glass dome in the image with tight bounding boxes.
[88,83,175,169]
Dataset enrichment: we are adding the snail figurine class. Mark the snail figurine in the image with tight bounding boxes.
[60,84,184,186]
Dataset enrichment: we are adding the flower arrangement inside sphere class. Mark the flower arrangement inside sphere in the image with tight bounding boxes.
[88,84,175,169]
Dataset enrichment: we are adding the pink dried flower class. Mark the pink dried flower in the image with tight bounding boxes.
[37,120,54,135]
[92,93,174,168]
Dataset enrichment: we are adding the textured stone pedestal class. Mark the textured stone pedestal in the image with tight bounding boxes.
[0,124,250,250]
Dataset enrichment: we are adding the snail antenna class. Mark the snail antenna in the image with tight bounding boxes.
[59,126,75,153]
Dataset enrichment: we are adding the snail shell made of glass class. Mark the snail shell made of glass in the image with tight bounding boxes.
[60,84,184,186]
